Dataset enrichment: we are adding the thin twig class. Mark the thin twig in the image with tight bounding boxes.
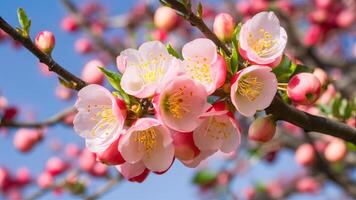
[84,175,123,200]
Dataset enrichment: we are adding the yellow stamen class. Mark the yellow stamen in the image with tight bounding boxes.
[135,128,157,154]
[237,75,263,101]
[205,117,230,140]
[164,86,191,119]
[89,105,116,137]
[186,58,212,84]
[247,28,278,57]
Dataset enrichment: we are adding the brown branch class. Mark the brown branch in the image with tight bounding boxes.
[0,17,87,91]
[0,107,75,128]
[60,0,119,62]
[164,0,356,144]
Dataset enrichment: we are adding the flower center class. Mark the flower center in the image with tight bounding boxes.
[186,58,212,84]
[137,54,166,83]
[237,75,263,101]
[164,86,191,119]
[247,29,277,57]
[135,128,157,154]
[89,105,117,137]
[205,117,230,140]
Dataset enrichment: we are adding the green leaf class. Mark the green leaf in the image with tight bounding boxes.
[98,67,130,105]
[192,170,217,186]
[17,8,31,38]
[331,95,342,119]
[58,77,77,90]
[230,24,242,74]
[197,2,203,18]
[272,55,312,82]
[219,47,232,74]
[166,44,182,59]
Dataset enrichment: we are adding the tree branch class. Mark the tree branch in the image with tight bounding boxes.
[84,175,123,200]
[0,17,87,90]
[60,0,119,63]
[164,0,356,144]
[0,107,75,128]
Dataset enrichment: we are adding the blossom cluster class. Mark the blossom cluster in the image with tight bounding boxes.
[72,11,322,183]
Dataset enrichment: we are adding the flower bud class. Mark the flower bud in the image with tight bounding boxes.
[15,167,32,186]
[213,13,235,42]
[313,68,328,86]
[61,16,78,32]
[304,25,322,46]
[81,59,105,84]
[336,10,355,28]
[74,38,93,54]
[287,73,321,105]
[154,6,178,31]
[96,137,125,165]
[296,177,320,193]
[65,143,80,158]
[324,139,347,162]
[55,85,73,101]
[91,163,108,177]
[315,0,333,9]
[35,31,55,54]
[0,167,11,190]
[173,132,200,161]
[13,129,42,153]
[37,172,54,189]
[79,149,96,172]
[45,157,68,176]
[295,143,315,166]
[248,115,276,142]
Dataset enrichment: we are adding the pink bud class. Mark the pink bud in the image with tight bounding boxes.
[173,132,200,161]
[15,167,31,186]
[248,115,276,142]
[81,59,105,84]
[154,6,178,31]
[309,9,327,23]
[213,13,235,42]
[37,172,54,189]
[313,68,328,86]
[96,137,125,165]
[244,187,256,200]
[65,143,80,158]
[287,73,321,105]
[295,143,315,166]
[336,10,355,28]
[55,85,73,101]
[74,38,93,54]
[315,0,333,9]
[151,29,167,42]
[79,149,96,172]
[61,16,78,32]
[0,167,11,190]
[324,139,347,162]
[35,31,55,54]
[3,107,18,123]
[304,25,322,46]
[296,177,320,193]
[13,129,42,153]
[45,157,68,176]
[91,163,108,177]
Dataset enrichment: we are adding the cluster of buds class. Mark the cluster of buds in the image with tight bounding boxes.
[71,11,296,182]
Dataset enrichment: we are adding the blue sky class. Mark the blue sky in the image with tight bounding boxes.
[0,1,351,200]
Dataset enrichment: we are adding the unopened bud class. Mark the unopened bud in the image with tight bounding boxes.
[35,31,55,54]
[154,6,178,31]
[287,73,321,105]
[248,115,276,142]
[213,13,235,42]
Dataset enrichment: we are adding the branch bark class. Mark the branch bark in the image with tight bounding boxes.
[163,0,356,144]
[0,17,87,90]
[0,107,75,128]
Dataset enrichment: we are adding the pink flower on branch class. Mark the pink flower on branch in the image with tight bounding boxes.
[117,41,179,98]
[153,76,210,132]
[239,11,287,66]
[118,118,174,173]
[230,65,277,117]
[73,84,126,153]
[181,38,227,94]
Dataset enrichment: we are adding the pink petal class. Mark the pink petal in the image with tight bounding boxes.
[115,161,146,179]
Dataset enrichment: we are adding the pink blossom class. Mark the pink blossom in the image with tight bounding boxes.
[296,177,320,193]
[117,41,179,98]
[324,139,347,162]
[230,65,277,117]
[193,102,241,153]
[37,172,54,189]
[287,73,321,105]
[81,59,105,85]
[45,157,68,176]
[55,85,73,100]
[248,115,276,142]
[173,132,200,161]
[61,16,78,32]
[91,163,108,177]
[213,13,235,42]
[295,143,315,167]
[65,143,80,158]
[153,76,209,132]
[35,31,55,54]
[79,148,96,172]
[118,118,174,172]
[96,136,125,165]
[115,162,150,183]
[181,38,226,94]
[15,167,31,186]
[13,129,42,153]
[239,11,287,66]
[74,84,126,153]
[75,38,93,54]
[154,6,178,31]
[181,149,216,168]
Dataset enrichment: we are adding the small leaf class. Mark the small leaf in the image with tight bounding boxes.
[192,170,217,186]
[331,95,342,118]
[58,77,77,89]
[272,55,312,82]
[17,8,31,38]
[167,44,182,59]
[197,2,203,18]
[98,67,130,105]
